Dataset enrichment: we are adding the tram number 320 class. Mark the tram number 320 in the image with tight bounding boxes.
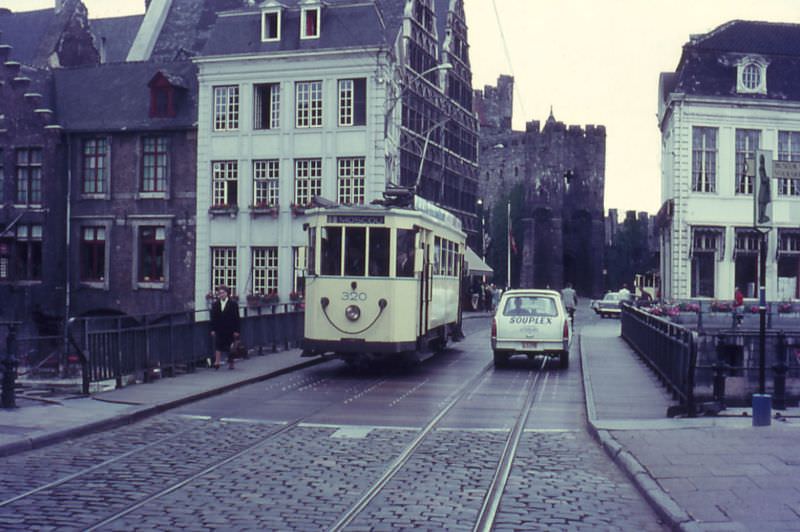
[342,291,368,302]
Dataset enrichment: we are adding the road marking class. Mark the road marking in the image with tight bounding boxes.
[298,422,419,432]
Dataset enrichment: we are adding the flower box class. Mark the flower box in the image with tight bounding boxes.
[289,291,304,302]
[710,301,732,312]
[290,203,309,216]
[250,204,279,217]
[208,204,239,217]
[778,302,797,314]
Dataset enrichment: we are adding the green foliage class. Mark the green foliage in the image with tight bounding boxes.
[484,183,526,288]
[604,214,657,291]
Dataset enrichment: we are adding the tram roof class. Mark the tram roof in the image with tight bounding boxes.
[305,196,464,235]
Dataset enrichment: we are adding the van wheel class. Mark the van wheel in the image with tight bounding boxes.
[493,350,509,368]
[559,350,569,369]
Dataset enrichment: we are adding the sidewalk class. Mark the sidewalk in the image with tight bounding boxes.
[580,321,800,532]
[0,348,321,458]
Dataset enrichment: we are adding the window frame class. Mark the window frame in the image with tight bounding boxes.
[211,160,239,208]
[252,247,278,296]
[137,225,167,286]
[778,131,800,197]
[211,246,237,296]
[79,225,107,285]
[294,158,322,207]
[338,78,366,127]
[213,85,240,132]
[141,136,170,195]
[15,147,43,206]
[13,223,43,282]
[336,157,366,205]
[261,9,281,42]
[253,159,280,208]
[295,80,323,128]
[691,126,717,193]
[735,129,760,195]
[300,6,320,40]
[254,82,281,130]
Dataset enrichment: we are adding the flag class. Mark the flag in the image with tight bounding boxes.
[508,203,517,255]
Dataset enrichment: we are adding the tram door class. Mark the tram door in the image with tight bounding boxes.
[418,230,432,340]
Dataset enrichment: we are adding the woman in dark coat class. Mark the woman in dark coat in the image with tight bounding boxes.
[210,285,240,369]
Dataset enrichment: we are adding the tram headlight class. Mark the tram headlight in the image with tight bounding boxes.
[345,304,361,322]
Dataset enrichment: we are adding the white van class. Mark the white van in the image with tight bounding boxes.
[490,289,572,368]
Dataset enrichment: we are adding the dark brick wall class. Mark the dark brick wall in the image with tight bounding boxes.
[68,130,196,318]
[476,77,606,298]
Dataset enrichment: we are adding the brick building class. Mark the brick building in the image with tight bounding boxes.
[475,76,606,297]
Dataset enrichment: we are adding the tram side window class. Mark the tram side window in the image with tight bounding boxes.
[345,226,366,276]
[321,226,342,275]
[369,227,390,277]
[396,228,415,277]
[434,237,441,275]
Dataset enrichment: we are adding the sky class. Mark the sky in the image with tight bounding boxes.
[3,0,800,214]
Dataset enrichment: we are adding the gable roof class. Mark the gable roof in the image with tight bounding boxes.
[691,20,800,57]
[0,7,63,67]
[90,14,144,63]
[53,60,197,132]
[200,2,386,57]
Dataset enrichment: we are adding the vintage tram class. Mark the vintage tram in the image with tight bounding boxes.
[301,193,466,366]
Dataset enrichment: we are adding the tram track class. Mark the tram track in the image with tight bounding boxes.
[1,324,511,531]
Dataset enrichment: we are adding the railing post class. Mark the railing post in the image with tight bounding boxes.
[2,324,18,408]
[713,334,727,406]
[115,317,123,389]
[773,332,788,411]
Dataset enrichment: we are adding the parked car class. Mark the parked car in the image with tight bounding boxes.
[490,289,572,368]
[594,291,624,318]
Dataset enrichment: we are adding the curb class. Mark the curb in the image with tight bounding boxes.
[0,355,330,459]
[579,333,693,531]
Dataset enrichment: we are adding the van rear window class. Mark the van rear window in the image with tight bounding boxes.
[502,296,557,317]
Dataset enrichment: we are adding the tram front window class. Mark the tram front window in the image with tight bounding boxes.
[369,227,390,277]
[321,226,342,275]
[345,227,366,276]
[396,228,415,277]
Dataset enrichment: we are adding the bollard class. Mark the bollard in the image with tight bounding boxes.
[2,325,18,409]
[752,394,772,426]
[712,361,727,406]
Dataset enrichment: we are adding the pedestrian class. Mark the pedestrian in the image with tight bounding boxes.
[210,285,241,370]
[618,283,631,302]
[733,286,744,326]
[561,283,578,325]
[491,284,501,311]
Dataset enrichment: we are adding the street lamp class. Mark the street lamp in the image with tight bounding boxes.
[477,198,485,259]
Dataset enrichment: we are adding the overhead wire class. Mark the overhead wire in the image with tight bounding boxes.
[491,0,527,119]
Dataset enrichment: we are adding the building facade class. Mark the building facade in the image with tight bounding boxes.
[658,21,800,302]
[192,0,479,307]
[475,76,606,297]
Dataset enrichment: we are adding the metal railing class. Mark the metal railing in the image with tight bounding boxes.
[621,304,697,416]
[64,304,304,394]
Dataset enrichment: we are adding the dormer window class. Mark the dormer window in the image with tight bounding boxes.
[301,6,320,39]
[736,57,768,95]
[261,10,281,42]
[148,71,184,118]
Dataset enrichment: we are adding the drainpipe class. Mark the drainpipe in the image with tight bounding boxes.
[62,135,72,376]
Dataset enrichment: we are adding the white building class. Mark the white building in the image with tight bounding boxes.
[192,0,478,308]
[658,20,800,302]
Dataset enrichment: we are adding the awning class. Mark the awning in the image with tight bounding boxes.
[465,246,493,276]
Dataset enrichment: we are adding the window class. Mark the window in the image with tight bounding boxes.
[0,242,8,280]
[690,227,721,298]
[692,127,717,193]
[396,228,415,277]
[321,226,342,275]
[81,138,108,195]
[80,226,106,282]
[212,161,238,207]
[253,159,279,207]
[338,78,366,126]
[252,247,278,295]
[368,227,390,277]
[337,157,365,205]
[778,131,800,196]
[778,230,800,299]
[211,247,237,295]
[300,6,320,39]
[15,224,42,281]
[16,148,42,205]
[344,226,366,276]
[213,86,239,131]
[742,63,761,90]
[734,229,760,298]
[142,136,169,193]
[254,83,280,130]
[261,10,281,41]
[150,86,174,118]
[735,129,760,194]
[139,226,166,282]
[295,81,322,128]
[294,159,322,206]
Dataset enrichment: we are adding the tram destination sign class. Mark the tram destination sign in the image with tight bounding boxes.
[327,214,385,225]
[745,158,800,179]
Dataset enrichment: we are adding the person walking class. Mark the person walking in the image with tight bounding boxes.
[210,285,241,369]
[561,283,578,327]
[733,286,744,326]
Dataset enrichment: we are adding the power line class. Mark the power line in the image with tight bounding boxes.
[491,0,527,120]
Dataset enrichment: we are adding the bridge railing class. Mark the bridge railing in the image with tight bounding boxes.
[620,303,697,416]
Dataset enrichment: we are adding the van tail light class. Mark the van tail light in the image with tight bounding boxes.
[563,320,569,340]
[491,318,497,339]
